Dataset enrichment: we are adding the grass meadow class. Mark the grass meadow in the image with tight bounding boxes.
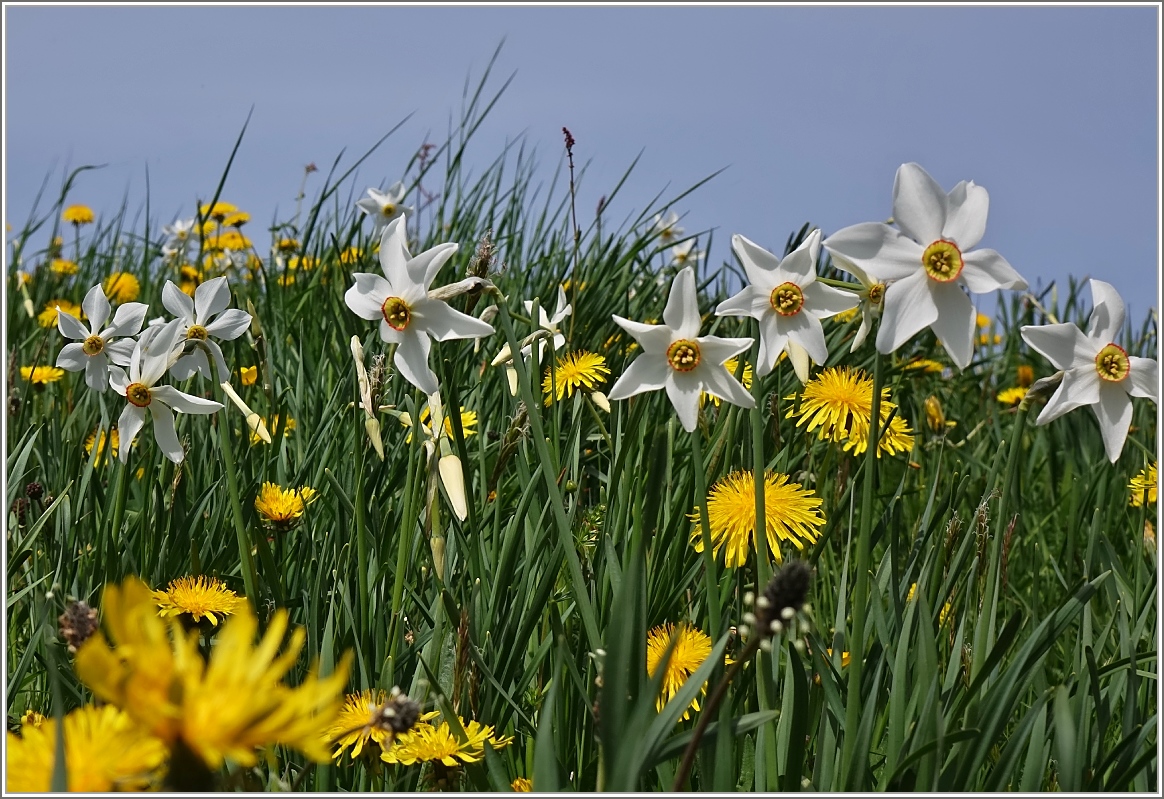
[4,61,1158,792]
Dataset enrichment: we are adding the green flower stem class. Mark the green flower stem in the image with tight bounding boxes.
[389,391,425,657]
[106,456,132,575]
[353,401,370,628]
[216,387,259,605]
[691,428,721,640]
[841,348,882,788]
[495,294,602,651]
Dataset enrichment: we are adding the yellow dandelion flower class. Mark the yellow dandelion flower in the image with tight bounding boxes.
[1130,462,1157,508]
[645,622,713,720]
[84,427,121,466]
[940,602,954,628]
[690,470,825,567]
[975,313,992,329]
[327,689,436,760]
[5,704,166,792]
[381,717,512,767]
[277,238,300,253]
[62,205,95,225]
[240,365,258,386]
[833,306,860,324]
[250,415,296,445]
[512,777,533,792]
[178,264,203,296]
[74,577,351,770]
[1016,364,1034,387]
[152,575,243,626]
[703,357,752,407]
[198,219,218,236]
[103,272,141,303]
[841,412,914,458]
[50,258,79,275]
[996,386,1028,406]
[222,211,250,228]
[542,351,610,405]
[289,254,318,271]
[38,298,83,328]
[20,365,65,387]
[277,272,296,287]
[20,710,47,730]
[254,482,318,528]
[787,366,914,457]
[826,648,852,668]
[402,406,477,444]
[212,230,252,252]
[199,201,237,222]
[339,246,364,265]
[903,358,945,374]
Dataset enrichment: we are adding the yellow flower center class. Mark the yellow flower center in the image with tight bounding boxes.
[666,339,701,372]
[921,240,964,282]
[382,296,412,331]
[867,283,886,306]
[126,382,152,407]
[1095,343,1130,382]
[186,325,209,341]
[770,282,804,317]
[381,203,396,217]
[82,335,105,356]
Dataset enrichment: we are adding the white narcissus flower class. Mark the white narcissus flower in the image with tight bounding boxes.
[1021,279,1157,463]
[653,211,684,244]
[344,217,495,395]
[109,320,223,464]
[160,276,252,381]
[823,162,1028,369]
[670,239,702,268]
[161,218,196,258]
[608,266,755,432]
[55,284,148,391]
[716,229,858,383]
[356,182,414,239]
[491,286,572,395]
[827,252,887,353]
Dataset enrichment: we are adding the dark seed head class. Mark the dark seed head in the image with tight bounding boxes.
[25,482,44,500]
[757,561,812,633]
[59,600,99,654]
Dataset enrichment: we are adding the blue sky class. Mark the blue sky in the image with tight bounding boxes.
[4,5,1160,322]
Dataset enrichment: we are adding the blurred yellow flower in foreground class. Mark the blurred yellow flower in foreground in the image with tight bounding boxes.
[5,704,166,792]
[74,577,350,771]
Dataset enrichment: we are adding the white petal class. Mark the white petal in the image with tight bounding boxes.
[505,364,519,396]
[105,339,136,367]
[161,280,195,323]
[830,252,874,288]
[1037,368,1101,425]
[783,311,829,365]
[803,282,860,319]
[876,270,939,355]
[663,266,702,339]
[850,309,873,353]
[701,363,755,409]
[893,162,947,244]
[411,242,459,293]
[438,454,469,521]
[715,286,768,319]
[379,320,404,345]
[1093,382,1133,463]
[150,403,185,463]
[731,234,781,293]
[1127,357,1158,400]
[84,355,109,391]
[788,340,811,383]
[378,217,413,290]
[942,180,989,250]
[413,299,494,342]
[823,223,923,281]
[756,313,788,378]
[56,342,88,371]
[775,229,821,287]
[394,328,439,395]
[194,276,231,325]
[117,404,146,462]
[608,355,669,400]
[665,371,701,433]
[612,316,673,355]
[929,283,976,370]
[355,197,379,217]
[551,285,571,324]
[205,308,251,341]
[961,249,1027,293]
[153,385,223,414]
[1021,323,1098,370]
[56,307,90,341]
[386,181,406,201]
[697,336,754,365]
[141,320,184,386]
[106,302,148,337]
[109,365,129,396]
[345,273,390,320]
[169,353,199,382]
[1086,279,1126,343]
[82,284,110,332]
[204,340,230,381]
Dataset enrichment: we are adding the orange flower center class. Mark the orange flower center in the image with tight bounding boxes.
[666,339,701,372]
[382,296,412,331]
[126,382,152,407]
[186,325,209,341]
[769,282,804,317]
[82,335,105,356]
[867,283,886,306]
[1095,343,1130,382]
[922,240,963,282]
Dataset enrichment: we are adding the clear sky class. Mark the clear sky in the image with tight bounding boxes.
[4,5,1160,322]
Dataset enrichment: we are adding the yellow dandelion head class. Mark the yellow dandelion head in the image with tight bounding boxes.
[1130,462,1157,508]
[703,357,752,407]
[152,575,243,626]
[381,718,512,767]
[903,358,945,374]
[542,351,610,405]
[20,366,65,387]
[74,576,352,770]
[339,246,364,265]
[103,272,140,303]
[940,602,954,628]
[62,205,96,225]
[277,238,300,253]
[327,688,431,760]
[289,254,319,271]
[1016,364,1034,388]
[20,709,47,730]
[975,313,992,329]
[405,406,477,443]
[996,386,1028,406]
[239,365,258,386]
[840,410,914,458]
[833,306,860,324]
[5,704,166,792]
[512,777,533,792]
[222,211,250,228]
[250,415,295,446]
[199,201,237,222]
[254,482,318,528]
[787,366,914,457]
[825,648,852,668]
[645,622,713,719]
[50,258,79,275]
[84,427,121,466]
[690,470,825,568]
[38,299,83,328]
